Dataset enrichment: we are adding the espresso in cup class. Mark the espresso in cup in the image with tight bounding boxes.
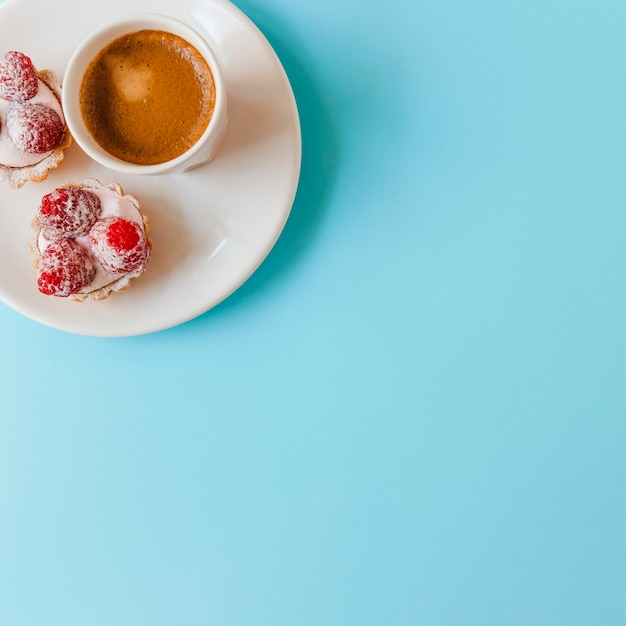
[79,29,216,165]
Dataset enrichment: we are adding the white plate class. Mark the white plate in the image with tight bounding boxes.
[0,0,301,336]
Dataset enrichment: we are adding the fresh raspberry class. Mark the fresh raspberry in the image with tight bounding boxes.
[6,102,64,153]
[37,187,102,240]
[0,51,39,102]
[37,239,96,297]
[89,217,150,274]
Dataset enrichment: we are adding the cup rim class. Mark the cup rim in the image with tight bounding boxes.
[62,13,227,175]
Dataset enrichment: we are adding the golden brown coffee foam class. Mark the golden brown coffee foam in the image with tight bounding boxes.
[79,29,216,165]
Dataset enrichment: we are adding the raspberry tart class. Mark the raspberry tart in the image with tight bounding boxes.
[0,50,73,189]
[30,178,152,301]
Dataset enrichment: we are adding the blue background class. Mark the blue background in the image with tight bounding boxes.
[1,0,626,624]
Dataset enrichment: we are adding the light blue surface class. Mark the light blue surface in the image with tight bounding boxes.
[1,0,626,624]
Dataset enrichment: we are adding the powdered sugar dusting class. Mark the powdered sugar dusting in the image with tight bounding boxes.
[37,187,102,239]
[33,179,151,300]
[89,216,149,274]
[0,76,65,166]
[7,102,64,153]
[0,51,38,102]
[0,69,72,189]
[37,239,96,297]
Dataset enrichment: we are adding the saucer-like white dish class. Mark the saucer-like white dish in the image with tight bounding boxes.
[0,0,301,337]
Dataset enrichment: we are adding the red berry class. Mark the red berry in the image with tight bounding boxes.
[37,239,95,297]
[89,217,150,274]
[0,51,39,102]
[6,102,64,153]
[37,187,102,239]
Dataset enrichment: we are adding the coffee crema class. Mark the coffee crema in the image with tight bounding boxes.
[79,29,216,165]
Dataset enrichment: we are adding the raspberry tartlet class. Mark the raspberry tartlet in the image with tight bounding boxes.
[0,50,73,189]
[30,178,152,301]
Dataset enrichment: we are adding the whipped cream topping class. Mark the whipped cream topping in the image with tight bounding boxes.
[37,183,147,295]
[0,77,65,168]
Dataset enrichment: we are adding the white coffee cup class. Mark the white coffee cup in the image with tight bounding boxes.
[62,13,228,175]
